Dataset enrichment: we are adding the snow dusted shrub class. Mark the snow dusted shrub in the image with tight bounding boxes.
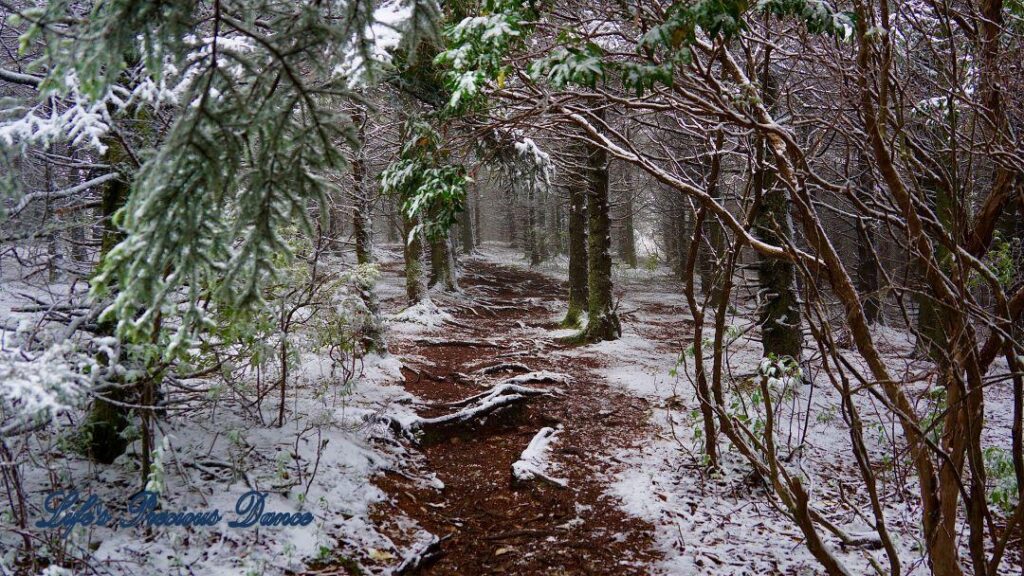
[0,342,92,432]
[193,231,385,426]
[314,263,386,366]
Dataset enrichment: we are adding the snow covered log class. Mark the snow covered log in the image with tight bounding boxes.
[511,426,567,488]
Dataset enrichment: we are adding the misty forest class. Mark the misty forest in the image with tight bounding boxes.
[1,0,1024,574]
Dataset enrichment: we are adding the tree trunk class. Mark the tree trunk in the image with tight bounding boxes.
[551,192,564,255]
[753,55,802,361]
[387,197,400,244]
[429,232,459,292]
[352,122,372,266]
[535,177,548,264]
[564,175,589,327]
[675,198,689,280]
[403,212,426,304]
[459,182,475,254]
[526,179,539,265]
[699,131,726,308]
[474,185,483,248]
[855,224,882,326]
[914,179,952,359]
[853,151,882,325]
[85,138,131,464]
[621,186,638,268]
[351,109,385,354]
[580,117,620,342]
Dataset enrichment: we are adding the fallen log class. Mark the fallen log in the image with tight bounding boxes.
[421,383,554,424]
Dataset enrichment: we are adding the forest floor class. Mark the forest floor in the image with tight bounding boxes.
[362,254,665,575]
[342,243,1008,576]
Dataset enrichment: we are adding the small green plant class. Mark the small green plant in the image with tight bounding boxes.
[984,447,1018,514]
[642,252,659,272]
[920,388,947,444]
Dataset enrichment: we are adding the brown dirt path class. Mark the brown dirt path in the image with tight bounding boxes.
[366,257,662,575]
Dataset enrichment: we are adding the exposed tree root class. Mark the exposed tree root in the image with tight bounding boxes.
[367,380,562,443]
[412,338,500,348]
[511,426,567,488]
[394,533,445,574]
[473,361,531,375]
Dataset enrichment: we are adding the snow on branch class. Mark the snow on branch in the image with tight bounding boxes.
[502,370,571,386]
[7,172,118,217]
[0,67,42,87]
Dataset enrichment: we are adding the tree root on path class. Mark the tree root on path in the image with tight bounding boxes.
[473,361,531,375]
[367,379,563,443]
[511,426,568,488]
[394,533,446,574]
[412,337,500,348]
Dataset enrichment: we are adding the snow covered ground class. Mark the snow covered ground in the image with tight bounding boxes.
[479,242,1021,575]
[3,241,1019,575]
[0,247,448,575]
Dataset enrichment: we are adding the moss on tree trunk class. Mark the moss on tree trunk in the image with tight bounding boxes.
[752,58,802,361]
[580,126,620,342]
[85,137,131,464]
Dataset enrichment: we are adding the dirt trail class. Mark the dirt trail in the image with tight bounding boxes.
[368,258,662,575]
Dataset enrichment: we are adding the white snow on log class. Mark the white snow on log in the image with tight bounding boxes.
[512,426,567,487]
[440,380,560,409]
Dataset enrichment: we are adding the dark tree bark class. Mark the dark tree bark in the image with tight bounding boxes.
[753,159,803,360]
[387,197,400,244]
[698,131,724,305]
[914,168,953,359]
[429,232,459,292]
[403,212,426,304]
[855,218,882,325]
[564,177,589,327]
[675,197,689,280]
[474,186,483,247]
[85,138,131,464]
[851,136,883,326]
[551,192,564,255]
[753,59,802,361]
[351,108,385,354]
[352,114,372,267]
[526,177,540,265]
[580,115,620,342]
[621,185,638,268]
[459,182,475,254]
[535,177,548,264]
